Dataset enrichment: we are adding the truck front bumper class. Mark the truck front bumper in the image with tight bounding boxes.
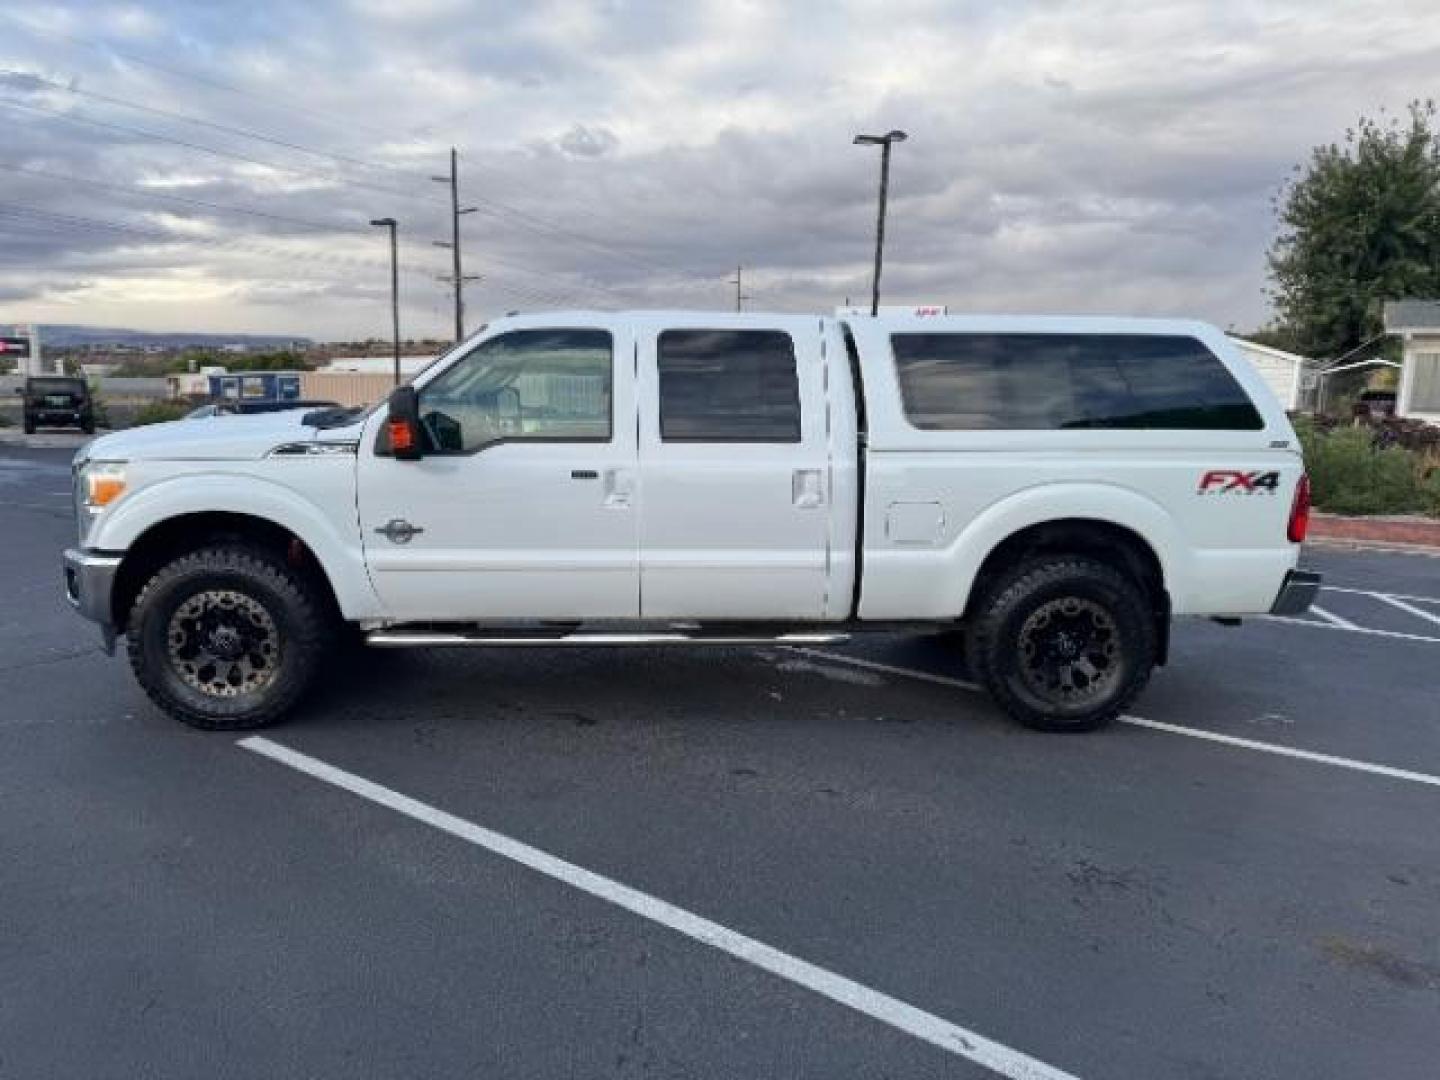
[63,548,122,653]
[1269,569,1322,617]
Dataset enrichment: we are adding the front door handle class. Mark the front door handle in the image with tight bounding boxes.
[571,469,599,480]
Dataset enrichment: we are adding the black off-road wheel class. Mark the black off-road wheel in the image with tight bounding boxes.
[126,545,325,730]
[967,556,1157,732]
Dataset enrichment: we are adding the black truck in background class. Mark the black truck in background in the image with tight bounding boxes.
[16,377,95,434]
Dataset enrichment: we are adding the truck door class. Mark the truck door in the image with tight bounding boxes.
[636,318,834,620]
[357,325,639,621]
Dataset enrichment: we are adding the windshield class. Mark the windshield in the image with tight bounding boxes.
[30,378,86,394]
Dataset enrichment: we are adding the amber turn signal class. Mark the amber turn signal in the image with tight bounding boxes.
[388,418,416,454]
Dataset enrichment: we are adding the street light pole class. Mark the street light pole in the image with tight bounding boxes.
[370,217,401,385]
[853,130,907,317]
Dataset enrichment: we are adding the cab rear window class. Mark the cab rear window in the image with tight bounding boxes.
[891,333,1264,431]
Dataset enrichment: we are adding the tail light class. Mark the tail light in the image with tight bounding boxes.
[1287,473,1311,543]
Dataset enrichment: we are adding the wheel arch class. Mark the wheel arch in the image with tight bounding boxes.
[95,472,382,629]
[110,511,344,633]
[966,517,1173,664]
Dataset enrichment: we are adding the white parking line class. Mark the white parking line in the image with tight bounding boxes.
[1262,616,1440,646]
[793,651,1440,792]
[1309,604,1358,630]
[788,647,982,692]
[1322,585,1440,607]
[239,736,1081,1080]
[1120,717,1440,789]
[1372,593,1440,628]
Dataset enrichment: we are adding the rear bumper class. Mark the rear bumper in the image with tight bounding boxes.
[1269,569,1322,616]
[31,410,88,424]
[63,548,122,651]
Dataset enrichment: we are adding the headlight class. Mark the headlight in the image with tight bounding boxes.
[81,461,128,508]
[75,461,127,545]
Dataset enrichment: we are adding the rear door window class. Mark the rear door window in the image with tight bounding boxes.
[891,333,1264,431]
[657,329,801,442]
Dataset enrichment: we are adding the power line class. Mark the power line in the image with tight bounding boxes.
[0,160,371,237]
[1,18,747,294]
[0,202,601,317]
[0,68,437,185]
[0,201,404,274]
[0,160,636,300]
[0,13,409,145]
[1,96,713,293]
[0,199,621,309]
[0,161,633,302]
[1,14,715,285]
[0,98,451,208]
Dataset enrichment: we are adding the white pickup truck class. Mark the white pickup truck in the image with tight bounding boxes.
[64,312,1319,733]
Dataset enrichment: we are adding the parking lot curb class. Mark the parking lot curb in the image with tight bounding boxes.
[1309,512,1440,552]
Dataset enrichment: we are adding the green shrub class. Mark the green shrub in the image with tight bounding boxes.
[87,380,111,430]
[1301,424,1435,515]
[1420,454,1440,516]
[131,399,192,426]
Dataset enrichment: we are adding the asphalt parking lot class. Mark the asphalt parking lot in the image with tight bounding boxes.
[3,441,1438,1079]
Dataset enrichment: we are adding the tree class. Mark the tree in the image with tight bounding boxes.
[1268,101,1440,359]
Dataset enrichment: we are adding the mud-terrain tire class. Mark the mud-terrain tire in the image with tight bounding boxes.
[126,545,325,730]
[967,556,1156,732]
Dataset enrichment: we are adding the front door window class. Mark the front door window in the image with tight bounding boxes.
[418,329,612,453]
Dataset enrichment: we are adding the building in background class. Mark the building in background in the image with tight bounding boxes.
[1383,300,1440,423]
[0,325,56,376]
[319,355,436,376]
[1227,337,1313,412]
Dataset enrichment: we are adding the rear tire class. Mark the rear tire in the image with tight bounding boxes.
[23,417,35,435]
[126,545,325,730]
[967,556,1156,732]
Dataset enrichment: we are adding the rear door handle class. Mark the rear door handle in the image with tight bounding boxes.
[571,469,599,480]
[603,467,634,509]
[792,468,824,508]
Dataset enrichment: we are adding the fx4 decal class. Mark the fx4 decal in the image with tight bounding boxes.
[1198,469,1281,493]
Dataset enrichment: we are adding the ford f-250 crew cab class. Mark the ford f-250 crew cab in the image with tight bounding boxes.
[63,312,1320,733]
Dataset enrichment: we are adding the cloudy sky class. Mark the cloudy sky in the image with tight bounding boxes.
[0,0,1437,342]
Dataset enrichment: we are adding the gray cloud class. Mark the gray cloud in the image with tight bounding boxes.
[0,0,1435,339]
[557,123,619,159]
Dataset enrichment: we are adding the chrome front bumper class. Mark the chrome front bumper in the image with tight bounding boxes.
[63,548,122,653]
[1269,569,1322,617]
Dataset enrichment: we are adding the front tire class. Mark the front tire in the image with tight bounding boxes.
[967,556,1156,732]
[126,545,325,730]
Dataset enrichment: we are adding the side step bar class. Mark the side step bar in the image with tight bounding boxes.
[366,629,850,649]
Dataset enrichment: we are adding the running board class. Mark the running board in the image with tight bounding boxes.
[365,629,850,649]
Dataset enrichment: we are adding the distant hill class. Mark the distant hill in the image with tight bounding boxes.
[31,325,312,349]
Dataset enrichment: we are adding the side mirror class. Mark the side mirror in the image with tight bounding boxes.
[386,385,424,461]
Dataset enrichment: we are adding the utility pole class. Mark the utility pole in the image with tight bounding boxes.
[432,147,479,343]
[729,264,751,312]
[853,130,908,316]
[369,217,401,385]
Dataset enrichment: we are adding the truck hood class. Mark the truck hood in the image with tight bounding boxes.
[80,411,364,463]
